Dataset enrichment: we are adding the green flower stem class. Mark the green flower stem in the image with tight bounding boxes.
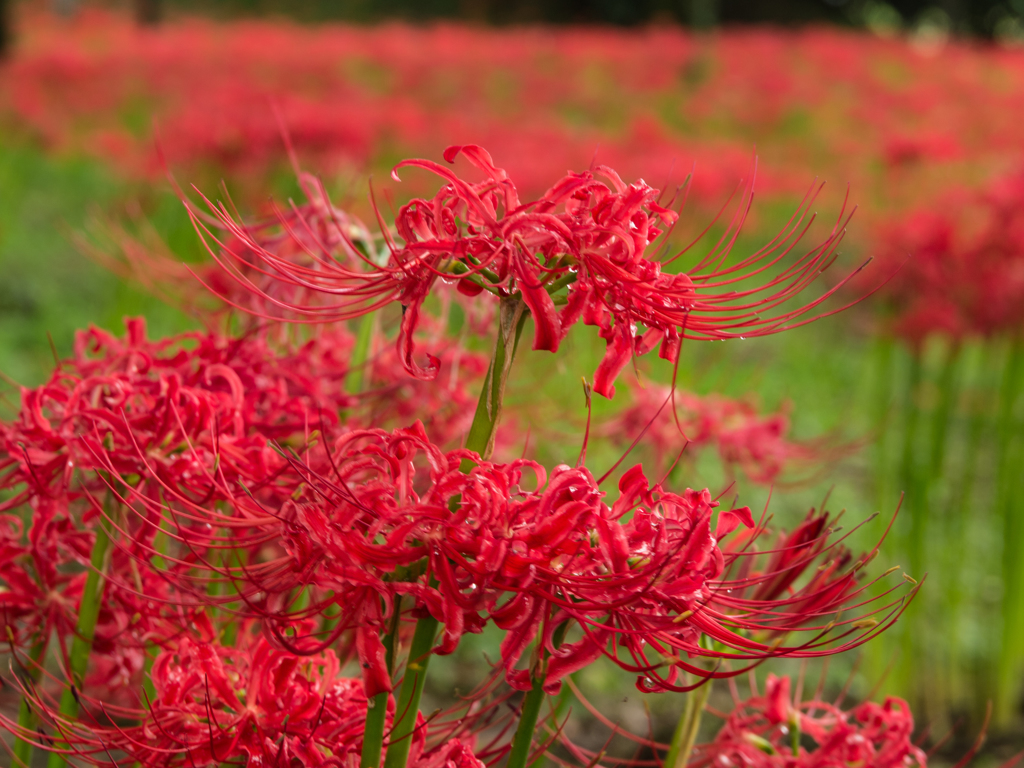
[468,296,532,768]
[996,335,1024,725]
[526,683,572,768]
[889,350,924,699]
[949,344,988,520]
[150,511,171,572]
[447,261,503,293]
[945,341,987,705]
[462,296,527,466]
[664,680,712,768]
[14,699,38,768]
[142,650,156,707]
[383,297,528,768]
[346,312,378,396]
[870,336,895,514]
[361,598,403,768]
[864,336,898,689]
[13,636,49,767]
[898,352,925,582]
[927,341,961,477]
[923,341,961,709]
[292,586,311,612]
[506,674,546,768]
[205,538,245,644]
[381,613,440,768]
[47,514,112,768]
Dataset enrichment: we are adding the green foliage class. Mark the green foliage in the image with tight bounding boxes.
[0,143,195,395]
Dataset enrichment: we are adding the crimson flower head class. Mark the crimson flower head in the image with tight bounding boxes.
[0,318,357,513]
[138,421,911,699]
[690,674,927,768]
[192,146,856,397]
[868,166,1024,346]
[0,317,364,694]
[0,505,88,651]
[5,617,485,768]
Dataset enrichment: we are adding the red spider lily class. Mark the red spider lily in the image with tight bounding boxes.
[0,486,204,706]
[0,503,172,716]
[123,421,912,698]
[77,171,384,332]
[86,204,499,449]
[0,505,86,654]
[689,674,927,768]
[605,384,834,484]
[0,316,500,673]
[189,170,389,325]
[3,617,487,768]
[187,145,858,397]
[719,509,868,626]
[0,317,358,697]
[869,167,1024,345]
[184,170,397,330]
[0,317,354,510]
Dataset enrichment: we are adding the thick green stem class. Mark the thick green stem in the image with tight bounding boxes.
[871,336,895,513]
[895,350,932,706]
[14,698,38,768]
[463,297,527,464]
[47,517,111,768]
[945,341,987,707]
[927,341,961,477]
[526,683,572,768]
[506,675,546,768]
[949,342,988,522]
[384,298,528,768]
[205,539,243,645]
[921,341,961,715]
[346,312,377,396]
[382,614,439,768]
[899,352,925,581]
[294,588,311,611]
[996,336,1024,725]
[142,649,156,705]
[664,680,712,768]
[863,336,898,689]
[361,694,393,768]
[13,636,49,767]
[361,598,403,768]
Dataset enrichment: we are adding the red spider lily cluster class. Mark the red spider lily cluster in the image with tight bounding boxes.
[191,145,855,398]
[605,383,836,484]
[0,145,921,768]
[7,6,1024,213]
[6,617,489,768]
[869,166,1024,346]
[131,422,904,698]
[10,1,1024,751]
[688,674,928,768]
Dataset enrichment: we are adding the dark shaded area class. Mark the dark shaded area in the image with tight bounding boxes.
[162,0,1019,36]
[0,0,9,58]
[134,0,161,25]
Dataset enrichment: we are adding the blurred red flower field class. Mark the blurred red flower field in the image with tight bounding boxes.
[7,5,1024,210]
[3,3,1024,762]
